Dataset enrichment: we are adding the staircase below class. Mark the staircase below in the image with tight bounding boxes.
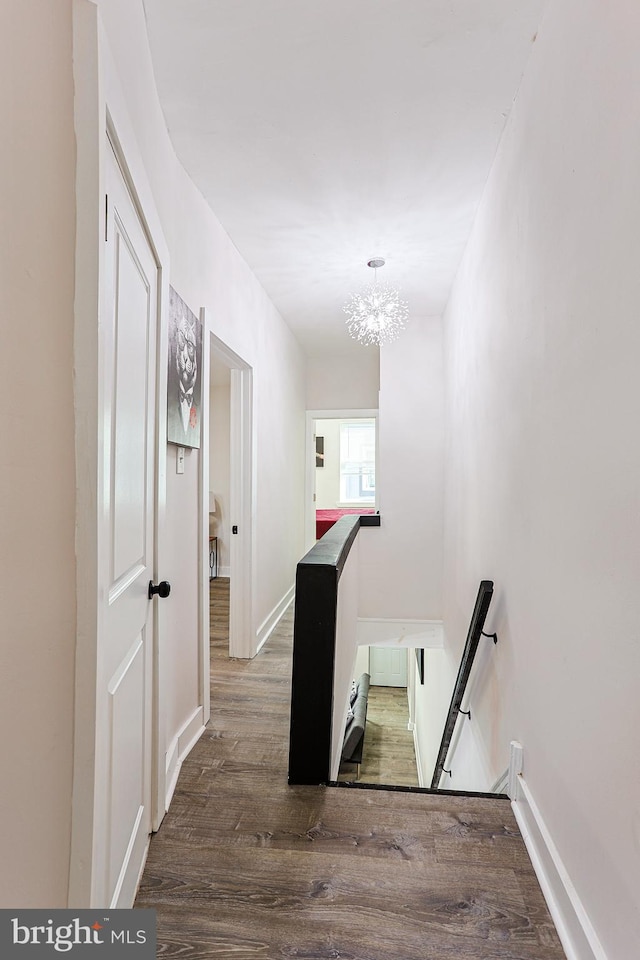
[135,578,565,959]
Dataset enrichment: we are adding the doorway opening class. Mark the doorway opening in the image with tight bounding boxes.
[208,351,231,662]
[207,333,254,660]
[305,408,378,551]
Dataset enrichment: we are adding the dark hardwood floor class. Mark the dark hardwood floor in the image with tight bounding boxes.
[135,578,565,959]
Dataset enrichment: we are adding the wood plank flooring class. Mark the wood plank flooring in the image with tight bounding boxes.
[135,578,565,959]
[341,685,419,787]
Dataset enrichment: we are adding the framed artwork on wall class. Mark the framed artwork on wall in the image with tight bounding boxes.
[315,435,325,468]
[167,286,202,448]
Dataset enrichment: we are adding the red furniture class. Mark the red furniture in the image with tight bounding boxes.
[316,508,375,539]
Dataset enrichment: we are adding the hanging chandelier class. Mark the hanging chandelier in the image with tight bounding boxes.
[343,258,409,346]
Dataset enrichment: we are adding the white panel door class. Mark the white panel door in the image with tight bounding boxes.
[98,143,158,907]
[370,646,408,687]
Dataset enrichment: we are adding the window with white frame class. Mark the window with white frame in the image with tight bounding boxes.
[339,420,376,503]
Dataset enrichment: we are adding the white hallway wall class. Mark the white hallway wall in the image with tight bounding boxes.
[97,0,307,758]
[0,0,76,907]
[306,324,445,625]
[442,1,640,955]
[0,0,306,908]
[359,317,444,621]
[306,351,380,411]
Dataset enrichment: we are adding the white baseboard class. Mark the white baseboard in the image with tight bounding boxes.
[211,565,230,579]
[256,584,295,654]
[357,617,444,648]
[490,768,509,794]
[509,744,607,960]
[165,706,206,812]
[110,805,147,908]
[413,725,425,788]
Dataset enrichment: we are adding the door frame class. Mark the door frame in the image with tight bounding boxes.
[305,408,379,551]
[205,330,255,660]
[71,2,170,905]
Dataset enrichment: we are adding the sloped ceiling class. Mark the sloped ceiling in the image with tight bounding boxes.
[143,0,544,356]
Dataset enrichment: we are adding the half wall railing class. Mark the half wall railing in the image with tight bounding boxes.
[288,513,380,785]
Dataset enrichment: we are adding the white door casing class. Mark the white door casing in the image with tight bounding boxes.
[97,141,158,907]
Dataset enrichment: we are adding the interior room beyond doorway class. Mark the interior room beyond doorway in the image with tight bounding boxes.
[313,416,377,540]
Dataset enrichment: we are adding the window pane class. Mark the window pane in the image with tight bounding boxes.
[339,420,376,502]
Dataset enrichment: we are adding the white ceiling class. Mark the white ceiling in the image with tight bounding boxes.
[143,0,544,357]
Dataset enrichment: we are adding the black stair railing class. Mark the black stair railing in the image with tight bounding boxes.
[430,580,497,789]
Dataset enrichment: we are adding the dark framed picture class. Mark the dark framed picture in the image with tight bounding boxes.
[315,436,325,468]
[416,648,425,684]
[167,286,202,448]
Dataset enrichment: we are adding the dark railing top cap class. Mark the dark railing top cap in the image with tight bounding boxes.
[298,514,380,579]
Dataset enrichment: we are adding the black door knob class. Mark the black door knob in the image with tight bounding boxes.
[148,580,171,599]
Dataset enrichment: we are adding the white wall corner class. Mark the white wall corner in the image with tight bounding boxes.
[510,755,608,960]
[256,584,295,654]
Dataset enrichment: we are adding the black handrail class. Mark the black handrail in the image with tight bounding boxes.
[430,580,495,789]
[288,513,380,785]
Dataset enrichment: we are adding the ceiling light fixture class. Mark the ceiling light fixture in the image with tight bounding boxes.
[343,258,409,346]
